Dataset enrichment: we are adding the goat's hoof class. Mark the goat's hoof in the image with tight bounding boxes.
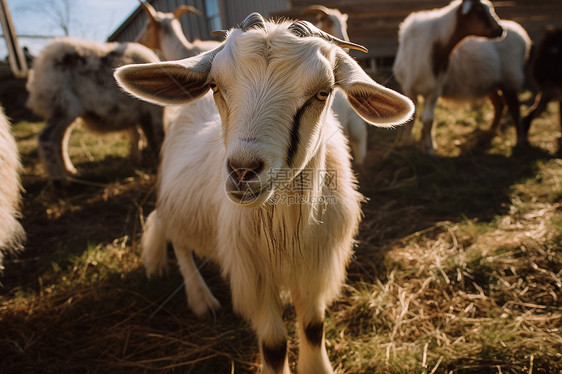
[190,294,221,319]
[145,265,168,279]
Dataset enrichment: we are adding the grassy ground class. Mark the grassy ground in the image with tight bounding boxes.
[1,93,561,373]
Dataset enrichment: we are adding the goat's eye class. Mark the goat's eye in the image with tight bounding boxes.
[210,83,219,93]
[316,90,330,101]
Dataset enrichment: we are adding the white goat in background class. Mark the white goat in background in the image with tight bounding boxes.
[26,37,165,181]
[116,13,413,374]
[393,0,531,154]
[0,106,24,271]
[136,1,220,61]
[303,5,368,166]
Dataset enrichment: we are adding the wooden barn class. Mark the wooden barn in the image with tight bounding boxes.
[109,0,562,74]
[107,0,291,44]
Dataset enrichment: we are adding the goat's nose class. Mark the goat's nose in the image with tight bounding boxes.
[228,158,264,182]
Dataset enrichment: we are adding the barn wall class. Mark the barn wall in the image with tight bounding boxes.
[108,0,290,43]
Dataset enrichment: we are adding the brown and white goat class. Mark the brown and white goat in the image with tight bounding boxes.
[393,0,531,154]
[115,13,414,374]
[136,1,220,61]
[0,106,24,271]
[26,37,164,181]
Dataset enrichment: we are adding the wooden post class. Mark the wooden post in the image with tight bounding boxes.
[0,0,28,78]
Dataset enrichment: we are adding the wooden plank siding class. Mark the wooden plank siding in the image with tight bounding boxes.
[108,0,217,43]
[272,0,562,72]
[108,0,290,44]
[221,0,290,28]
[108,1,562,73]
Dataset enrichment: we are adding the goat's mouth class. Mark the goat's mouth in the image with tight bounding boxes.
[225,184,271,207]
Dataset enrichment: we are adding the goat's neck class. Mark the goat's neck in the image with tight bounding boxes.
[161,22,196,60]
[431,7,467,76]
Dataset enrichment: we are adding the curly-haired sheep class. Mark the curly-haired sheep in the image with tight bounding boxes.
[26,37,164,180]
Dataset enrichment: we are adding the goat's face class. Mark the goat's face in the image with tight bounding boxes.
[135,10,168,51]
[116,15,414,207]
[136,3,199,54]
[457,0,504,39]
[302,6,350,44]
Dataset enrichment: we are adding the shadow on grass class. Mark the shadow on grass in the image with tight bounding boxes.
[1,149,262,373]
[1,154,157,293]
[0,258,259,373]
[351,132,554,282]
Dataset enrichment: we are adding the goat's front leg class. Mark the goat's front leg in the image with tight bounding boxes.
[228,268,289,373]
[39,110,77,180]
[248,294,289,374]
[293,290,333,374]
[173,245,220,318]
[420,94,438,155]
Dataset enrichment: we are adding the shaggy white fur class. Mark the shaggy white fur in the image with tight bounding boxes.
[116,15,413,374]
[0,106,24,271]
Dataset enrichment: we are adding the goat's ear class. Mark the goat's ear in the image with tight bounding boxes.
[335,50,414,127]
[114,49,217,106]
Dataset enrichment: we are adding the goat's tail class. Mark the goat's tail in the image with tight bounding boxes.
[141,210,168,278]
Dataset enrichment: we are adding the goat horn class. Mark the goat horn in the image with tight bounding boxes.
[300,5,331,16]
[174,5,200,19]
[289,20,368,53]
[138,0,157,22]
[211,30,228,39]
[211,12,266,39]
[241,12,266,31]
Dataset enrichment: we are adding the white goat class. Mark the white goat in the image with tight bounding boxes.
[303,5,368,165]
[115,13,413,374]
[0,106,24,271]
[393,0,531,154]
[26,37,165,181]
[136,1,220,61]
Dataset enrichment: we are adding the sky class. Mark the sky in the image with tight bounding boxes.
[1,0,140,58]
